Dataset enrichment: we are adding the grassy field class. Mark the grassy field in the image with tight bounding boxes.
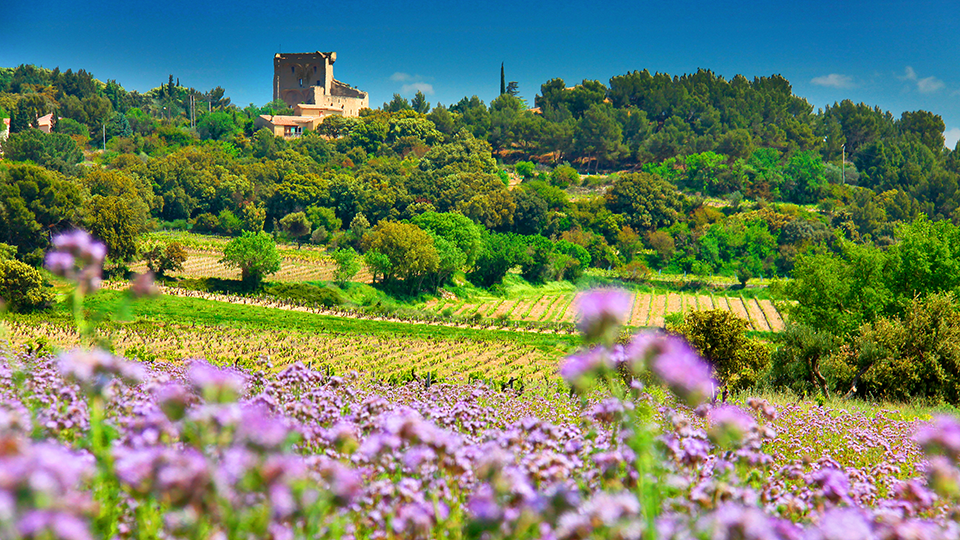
[3,290,576,387]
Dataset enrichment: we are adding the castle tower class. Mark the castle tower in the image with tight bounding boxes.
[273,51,336,107]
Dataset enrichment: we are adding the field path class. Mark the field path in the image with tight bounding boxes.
[649,294,667,327]
[759,300,784,331]
[743,298,770,331]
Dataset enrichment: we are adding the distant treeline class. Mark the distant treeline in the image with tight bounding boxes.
[1,63,960,290]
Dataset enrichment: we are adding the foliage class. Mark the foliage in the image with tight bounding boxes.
[331,247,361,286]
[85,195,149,263]
[605,172,684,231]
[669,309,770,391]
[141,241,187,277]
[852,293,960,405]
[367,221,439,289]
[0,257,53,312]
[1,129,83,174]
[220,231,281,288]
[279,211,311,247]
[768,323,841,398]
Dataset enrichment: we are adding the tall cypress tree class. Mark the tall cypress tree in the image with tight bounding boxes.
[500,63,506,95]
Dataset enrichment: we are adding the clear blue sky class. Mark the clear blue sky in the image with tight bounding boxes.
[3,0,959,146]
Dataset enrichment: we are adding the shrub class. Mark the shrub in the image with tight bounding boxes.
[669,309,770,391]
[264,283,343,307]
[331,248,361,286]
[0,258,54,312]
[853,293,960,405]
[768,323,840,398]
[141,241,187,277]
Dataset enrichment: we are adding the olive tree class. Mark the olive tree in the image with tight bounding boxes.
[220,231,281,288]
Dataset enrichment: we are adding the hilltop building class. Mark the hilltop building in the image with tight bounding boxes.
[256,51,369,138]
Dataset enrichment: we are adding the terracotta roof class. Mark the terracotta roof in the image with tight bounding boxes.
[37,113,54,126]
[259,114,315,127]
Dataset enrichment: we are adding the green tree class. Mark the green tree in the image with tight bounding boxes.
[411,211,482,267]
[220,231,282,288]
[197,111,241,141]
[605,172,684,232]
[105,112,132,139]
[279,211,311,248]
[331,247,361,286]
[141,241,188,278]
[784,241,891,338]
[574,103,625,170]
[383,94,411,112]
[670,309,769,391]
[2,129,83,175]
[367,221,439,289]
[85,195,149,263]
[411,91,430,114]
[782,150,826,203]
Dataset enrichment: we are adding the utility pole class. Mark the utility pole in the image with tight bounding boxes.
[102,124,105,152]
[842,143,845,184]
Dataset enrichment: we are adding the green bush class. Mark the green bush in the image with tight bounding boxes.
[853,293,960,405]
[669,309,770,391]
[264,283,343,308]
[0,258,54,313]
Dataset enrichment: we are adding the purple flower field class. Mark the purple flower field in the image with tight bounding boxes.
[3,234,960,539]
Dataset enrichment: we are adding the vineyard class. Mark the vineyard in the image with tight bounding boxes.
[5,318,563,385]
[137,233,786,331]
[422,290,785,331]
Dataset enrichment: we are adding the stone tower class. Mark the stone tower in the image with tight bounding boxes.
[272,51,368,116]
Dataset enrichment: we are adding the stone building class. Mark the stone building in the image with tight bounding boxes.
[272,51,368,116]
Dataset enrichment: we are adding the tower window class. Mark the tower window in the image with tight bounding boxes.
[291,66,295,74]
[299,78,303,88]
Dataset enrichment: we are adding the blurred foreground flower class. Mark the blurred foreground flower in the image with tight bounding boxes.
[577,289,631,345]
[628,331,716,406]
[58,348,146,395]
[44,230,106,294]
[187,359,246,403]
[129,271,159,298]
[707,405,755,449]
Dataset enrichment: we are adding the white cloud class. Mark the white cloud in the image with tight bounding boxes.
[946,127,960,149]
[401,82,434,95]
[811,73,855,89]
[897,66,945,94]
[918,76,945,94]
[390,72,412,82]
[899,66,918,81]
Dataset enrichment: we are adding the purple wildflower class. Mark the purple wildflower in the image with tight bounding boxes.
[808,508,874,540]
[707,405,756,449]
[45,230,107,293]
[129,271,159,298]
[153,381,196,422]
[187,359,246,403]
[914,415,960,463]
[17,510,92,540]
[560,347,615,389]
[51,230,107,266]
[57,348,146,394]
[577,288,632,343]
[628,331,716,406]
[808,468,852,505]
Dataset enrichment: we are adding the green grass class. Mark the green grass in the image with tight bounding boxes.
[80,290,579,355]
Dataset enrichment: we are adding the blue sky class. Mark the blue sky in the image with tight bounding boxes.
[3,0,959,147]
